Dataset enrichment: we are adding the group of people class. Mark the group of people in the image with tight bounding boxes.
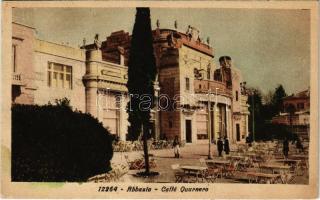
[217,137,230,157]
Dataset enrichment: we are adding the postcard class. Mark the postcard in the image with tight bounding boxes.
[1,1,318,199]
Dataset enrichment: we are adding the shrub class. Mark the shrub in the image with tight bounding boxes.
[12,103,113,182]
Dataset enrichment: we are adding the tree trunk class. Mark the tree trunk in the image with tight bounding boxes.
[142,124,150,174]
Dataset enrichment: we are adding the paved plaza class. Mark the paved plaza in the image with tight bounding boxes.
[111,143,309,184]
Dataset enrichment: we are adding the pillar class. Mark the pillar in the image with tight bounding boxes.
[119,92,127,141]
[86,86,98,119]
[246,114,249,137]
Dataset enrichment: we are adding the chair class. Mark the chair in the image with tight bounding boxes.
[199,158,206,166]
[171,164,186,183]
[224,161,239,178]
[204,167,221,183]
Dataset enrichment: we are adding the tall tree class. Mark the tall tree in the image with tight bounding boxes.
[247,88,264,141]
[272,84,287,113]
[127,8,157,174]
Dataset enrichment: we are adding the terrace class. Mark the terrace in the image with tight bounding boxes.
[194,79,232,97]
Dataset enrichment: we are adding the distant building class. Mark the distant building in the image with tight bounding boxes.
[272,89,310,140]
[11,22,249,144]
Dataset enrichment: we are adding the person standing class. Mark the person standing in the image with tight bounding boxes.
[224,137,230,155]
[217,137,224,157]
[283,137,289,159]
[173,136,181,158]
[295,137,304,153]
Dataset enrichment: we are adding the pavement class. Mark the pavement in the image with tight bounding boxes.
[111,143,308,184]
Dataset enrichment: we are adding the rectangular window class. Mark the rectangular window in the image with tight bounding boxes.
[185,77,190,91]
[236,91,239,101]
[48,62,72,89]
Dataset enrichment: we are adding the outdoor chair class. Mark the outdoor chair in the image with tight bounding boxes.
[124,155,144,170]
[204,168,220,183]
[171,164,186,183]
[199,158,206,167]
[224,161,239,178]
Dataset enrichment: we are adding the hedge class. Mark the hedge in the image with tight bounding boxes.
[12,102,113,182]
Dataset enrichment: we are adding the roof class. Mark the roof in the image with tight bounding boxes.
[283,88,310,100]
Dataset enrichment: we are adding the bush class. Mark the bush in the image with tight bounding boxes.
[12,103,113,182]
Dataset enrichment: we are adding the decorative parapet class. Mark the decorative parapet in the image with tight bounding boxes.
[35,39,85,61]
[153,29,213,57]
[12,73,24,85]
[83,50,128,92]
[194,79,232,97]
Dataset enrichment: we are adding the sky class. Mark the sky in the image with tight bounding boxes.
[13,8,311,95]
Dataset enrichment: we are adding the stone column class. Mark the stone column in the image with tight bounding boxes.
[86,86,98,118]
[214,103,219,141]
[226,105,229,139]
[84,49,102,119]
[154,81,161,140]
[119,92,127,141]
[246,114,249,137]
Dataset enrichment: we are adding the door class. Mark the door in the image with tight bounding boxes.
[185,120,192,143]
[236,124,240,141]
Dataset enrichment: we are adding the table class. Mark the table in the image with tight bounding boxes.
[205,160,230,168]
[275,159,300,165]
[260,164,290,174]
[247,172,281,184]
[180,166,207,183]
[226,155,246,160]
[290,155,309,159]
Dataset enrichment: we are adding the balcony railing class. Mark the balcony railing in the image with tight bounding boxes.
[12,73,24,85]
[194,79,232,97]
[13,74,21,81]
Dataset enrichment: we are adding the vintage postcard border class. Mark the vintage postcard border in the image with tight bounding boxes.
[1,1,318,198]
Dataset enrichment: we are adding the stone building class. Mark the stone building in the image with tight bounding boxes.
[82,25,250,144]
[11,22,249,144]
[272,89,310,140]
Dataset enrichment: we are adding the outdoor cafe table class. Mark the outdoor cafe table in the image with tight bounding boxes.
[246,172,281,184]
[275,159,300,166]
[259,164,290,174]
[226,155,245,160]
[180,166,207,182]
[205,159,230,166]
[290,155,308,160]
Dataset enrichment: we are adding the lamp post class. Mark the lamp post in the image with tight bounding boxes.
[246,88,255,142]
[252,94,255,142]
[215,88,220,140]
[208,89,212,159]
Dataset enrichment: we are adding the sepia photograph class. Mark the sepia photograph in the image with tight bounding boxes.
[1,1,318,199]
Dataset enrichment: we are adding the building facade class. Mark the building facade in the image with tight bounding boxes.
[272,89,310,140]
[12,22,249,144]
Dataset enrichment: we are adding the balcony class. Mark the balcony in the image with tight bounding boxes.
[12,73,24,85]
[194,79,232,97]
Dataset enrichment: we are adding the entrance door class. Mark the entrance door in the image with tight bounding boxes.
[185,120,192,143]
[236,124,240,141]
